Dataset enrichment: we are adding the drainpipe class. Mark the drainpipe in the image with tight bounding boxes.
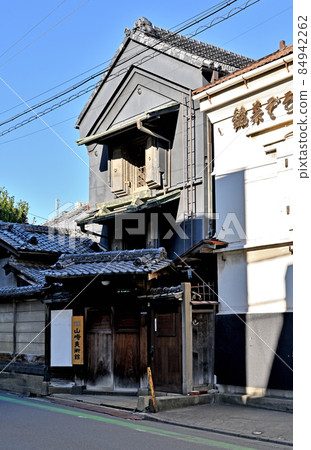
[189,90,194,247]
[207,117,214,236]
[182,100,186,253]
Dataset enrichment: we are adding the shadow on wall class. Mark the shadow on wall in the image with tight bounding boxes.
[267,312,293,390]
[266,263,293,390]
[215,315,246,388]
[215,169,246,246]
[214,169,293,394]
[285,264,293,311]
[99,145,108,172]
[215,312,293,392]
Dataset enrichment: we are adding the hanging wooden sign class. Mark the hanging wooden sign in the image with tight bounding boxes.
[72,316,84,365]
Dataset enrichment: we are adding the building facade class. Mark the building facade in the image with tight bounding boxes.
[69,17,253,394]
[0,221,97,394]
[193,43,293,397]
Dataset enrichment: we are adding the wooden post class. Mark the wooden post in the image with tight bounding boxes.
[140,313,148,389]
[13,298,17,357]
[147,366,158,412]
[181,282,193,394]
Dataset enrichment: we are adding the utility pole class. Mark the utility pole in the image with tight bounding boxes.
[55,198,60,218]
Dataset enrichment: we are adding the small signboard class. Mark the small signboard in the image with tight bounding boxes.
[51,310,72,367]
[72,316,84,365]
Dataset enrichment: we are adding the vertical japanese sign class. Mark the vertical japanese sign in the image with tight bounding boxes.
[72,316,84,365]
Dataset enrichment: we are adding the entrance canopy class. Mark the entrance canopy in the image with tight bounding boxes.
[76,102,179,147]
[78,190,180,226]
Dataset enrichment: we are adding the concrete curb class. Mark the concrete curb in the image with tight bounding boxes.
[48,396,144,420]
[218,393,293,412]
[47,394,293,447]
[138,392,293,413]
[137,392,215,412]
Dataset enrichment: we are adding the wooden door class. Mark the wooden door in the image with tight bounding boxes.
[151,303,182,393]
[114,309,140,390]
[86,309,112,388]
[192,312,214,386]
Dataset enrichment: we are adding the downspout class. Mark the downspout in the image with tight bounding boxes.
[189,90,194,247]
[207,117,214,236]
[182,99,186,253]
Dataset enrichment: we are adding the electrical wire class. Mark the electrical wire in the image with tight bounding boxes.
[0,0,260,138]
[0,57,112,117]
[0,0,239,128]
[28,212,49,222]
[0,0,91,69]
[220,4,292,46]
[0,115,77,146]
[0,0,288,148]
[0,0,237,118]
[0,0,68,60]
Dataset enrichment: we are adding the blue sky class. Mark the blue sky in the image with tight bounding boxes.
[0,0,293,223]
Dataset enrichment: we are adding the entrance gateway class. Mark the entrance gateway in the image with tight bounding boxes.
[49,283,215,394]
[85,297,183,393]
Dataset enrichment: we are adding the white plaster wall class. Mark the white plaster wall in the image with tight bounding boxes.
[213,122,293,247]
[202,60,293,394]
[217,251,248,313]
[218,247,293,314]
[205,74,293,249]
[247,248,293,313]
[245,312,285,394]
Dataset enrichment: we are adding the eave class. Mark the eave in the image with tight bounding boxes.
[193,45,293,101]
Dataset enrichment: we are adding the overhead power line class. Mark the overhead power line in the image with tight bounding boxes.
[0,0,238,128]
[0,0,68,60]
[0,0,91,69]
[0,0,260,139]
[0,57,113,118]
[0,68,106,127]
[0,0,236,118]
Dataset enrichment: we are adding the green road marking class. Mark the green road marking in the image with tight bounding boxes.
[0,395,254,450]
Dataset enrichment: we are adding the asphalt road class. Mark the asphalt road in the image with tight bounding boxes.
[0,392,291,450]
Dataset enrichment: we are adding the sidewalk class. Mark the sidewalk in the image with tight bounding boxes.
[48,392,293,446]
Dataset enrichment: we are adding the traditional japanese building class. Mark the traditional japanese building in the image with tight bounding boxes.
[1,18,257,396]
[59,17,253,393]
[0,221,97,394]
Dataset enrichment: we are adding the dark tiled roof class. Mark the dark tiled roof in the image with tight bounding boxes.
[4,260,47,284]
[45,248,172,279]
[193,44,293,95]
[78,190,181,226]
[76,18,253,126]
[138,285,183,300]
[147,26,254,69]
[0,221,96,255]
[0,283,47,299]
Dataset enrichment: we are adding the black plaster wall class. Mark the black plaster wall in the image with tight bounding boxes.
[215,312,293,391]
